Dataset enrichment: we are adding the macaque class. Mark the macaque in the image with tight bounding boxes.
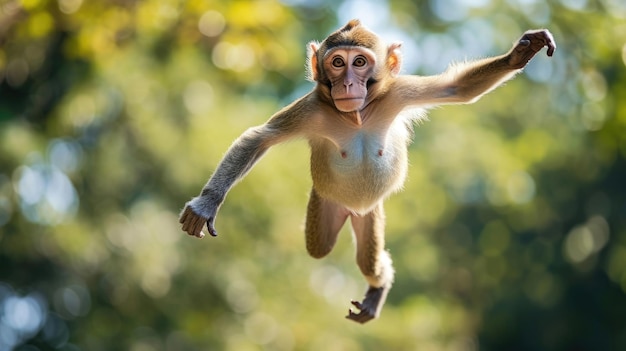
[180,19,555,323]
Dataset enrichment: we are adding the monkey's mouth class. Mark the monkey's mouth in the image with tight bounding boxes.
[334,98,365,112]
[335,98,364,102]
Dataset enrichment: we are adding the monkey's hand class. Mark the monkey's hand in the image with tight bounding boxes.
[346,285,388,324]
[179,198,219,238]
[508,29,556,69]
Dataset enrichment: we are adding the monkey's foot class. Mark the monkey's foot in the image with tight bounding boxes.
[346,286,386,324]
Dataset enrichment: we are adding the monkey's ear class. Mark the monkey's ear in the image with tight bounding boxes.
[386,42,402,76]
[307,41,320,82]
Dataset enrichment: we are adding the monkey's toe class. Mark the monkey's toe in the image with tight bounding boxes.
[345,286,386,324]
[346,300,376,324]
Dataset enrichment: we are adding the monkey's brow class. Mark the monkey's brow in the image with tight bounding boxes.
[322,46,376,60]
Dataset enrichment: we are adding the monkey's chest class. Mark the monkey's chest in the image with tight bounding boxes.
[334,137,396,175]
[310,132,408,213]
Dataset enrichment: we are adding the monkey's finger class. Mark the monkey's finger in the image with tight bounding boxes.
[179,206,192,224]
[206,218,218,237]
[542,32,556,57]
[187,213,206,238]
[546,42,556,57]
[189,216,204,239]
[180,206,202,236]
[181,213,193,233]
[195,218,207,238]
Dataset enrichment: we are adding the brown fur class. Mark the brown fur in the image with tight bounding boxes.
[179,21,555,323]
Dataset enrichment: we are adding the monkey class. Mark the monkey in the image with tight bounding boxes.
[179,19,555,324]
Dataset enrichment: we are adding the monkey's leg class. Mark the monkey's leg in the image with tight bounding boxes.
[346,202,394,324]
[305,188,350,258]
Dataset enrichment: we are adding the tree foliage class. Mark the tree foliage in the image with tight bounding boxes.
[1,0,625,350]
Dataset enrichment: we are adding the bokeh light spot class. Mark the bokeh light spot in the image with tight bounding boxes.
[198,11,226,37]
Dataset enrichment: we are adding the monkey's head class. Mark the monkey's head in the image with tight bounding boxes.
[308,19,402,115]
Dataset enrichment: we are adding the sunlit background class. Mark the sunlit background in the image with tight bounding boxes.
[1,0,625,350]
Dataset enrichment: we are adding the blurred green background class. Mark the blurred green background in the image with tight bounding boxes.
[1,0,625,350]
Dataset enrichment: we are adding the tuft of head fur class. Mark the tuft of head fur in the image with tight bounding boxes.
[319,19,385,58]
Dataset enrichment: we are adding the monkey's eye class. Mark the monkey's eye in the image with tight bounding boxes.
[353,56,367,67]
[331,57,345,68]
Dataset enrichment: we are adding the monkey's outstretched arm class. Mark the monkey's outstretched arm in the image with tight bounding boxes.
[392,29,555,107]
[180,128,271,238]
[180,96,314,238]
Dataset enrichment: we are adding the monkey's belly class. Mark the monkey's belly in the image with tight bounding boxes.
[310,141,408,214]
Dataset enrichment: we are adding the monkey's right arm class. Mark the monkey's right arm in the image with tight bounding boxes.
[180,127,271,238]
[179,95,313,238]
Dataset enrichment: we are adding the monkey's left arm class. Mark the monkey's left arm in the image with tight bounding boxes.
[179,95,314,238]
[394,29,555,106]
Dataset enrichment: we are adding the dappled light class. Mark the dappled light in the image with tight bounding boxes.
[1,0,626,350]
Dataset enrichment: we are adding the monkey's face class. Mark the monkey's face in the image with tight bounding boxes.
[323,47,377,113]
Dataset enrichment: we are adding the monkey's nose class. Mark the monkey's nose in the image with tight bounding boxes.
[344,81,353,92]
